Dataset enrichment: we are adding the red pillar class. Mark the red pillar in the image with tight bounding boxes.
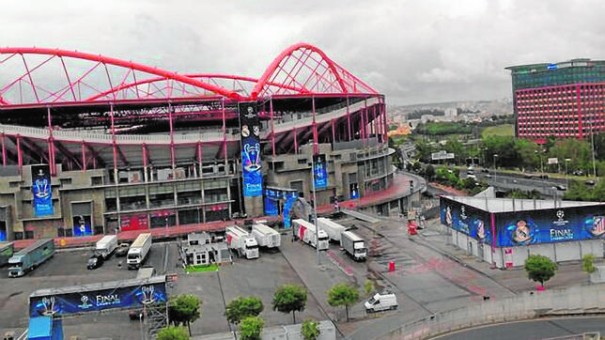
[168,103,176,171]
[110,103,118,181]
[222,99,228,163]
[1,133,6,166]
[346,97,352,141]
[270,98,276,157]
[81,142,87,171]
[312,96,318,154]
[16,135,22,169]
[294,126,298,154]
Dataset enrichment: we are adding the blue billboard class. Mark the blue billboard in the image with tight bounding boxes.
[264,187,298,228]
[30,279,167,317]
[440,197,493,244]
[72,215,92,237]
[313,154,328,190]
[239,103,262,197]
[495,206,605,247]
[32,165,53,217]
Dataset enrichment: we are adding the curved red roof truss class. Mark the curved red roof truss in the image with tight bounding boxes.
[0,43,377,108]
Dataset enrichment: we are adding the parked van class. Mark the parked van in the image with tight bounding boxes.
[365,290,398,313]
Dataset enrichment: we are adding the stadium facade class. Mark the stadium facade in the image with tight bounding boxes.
[507,59,605,141]
[0,43,405,241]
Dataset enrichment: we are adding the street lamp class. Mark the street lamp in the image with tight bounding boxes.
[565,158,571,188]
[309,158,321,266]
[493,154,498,184]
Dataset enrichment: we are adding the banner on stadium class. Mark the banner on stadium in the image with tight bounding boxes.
[350,183,359,199]
[30,279,167,317]
[239,103,262,197]
[31,165,54,217]
[313,154,328,190]
[72,215,92,237]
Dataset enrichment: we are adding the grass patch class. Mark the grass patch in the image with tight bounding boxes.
[185,263,219,273]
[482,124,514,138]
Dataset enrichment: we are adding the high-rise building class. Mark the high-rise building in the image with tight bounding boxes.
[507,59,605,141]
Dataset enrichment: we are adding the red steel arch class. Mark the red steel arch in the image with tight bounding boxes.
[251,42,377,99]
[0,43,377,107]
[0,47,242,106]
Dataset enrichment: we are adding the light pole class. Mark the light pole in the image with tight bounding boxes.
[309,158,321,266]
[493,154,498,185]
[139,312,145,340]
[536,150,545,193]
[565,158,571,188]
[165,217,169,238]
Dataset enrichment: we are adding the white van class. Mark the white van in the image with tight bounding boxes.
[365,290,398,313]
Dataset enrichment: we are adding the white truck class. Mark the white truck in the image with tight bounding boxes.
[95,235,118,260]
[340,230,367,261]
[292,219,329,250]
[127,233,152,270]
[226,226,259,259]
[317,217,348,243]
[251,223,281,250]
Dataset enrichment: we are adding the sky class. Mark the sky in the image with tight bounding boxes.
[2,0,605,105]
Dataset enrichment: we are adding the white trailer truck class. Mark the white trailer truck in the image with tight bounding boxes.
[127,233,152,269]
[317,217,348,243]
[340,230,367,261]
[95,235,118,260]
[251,223,281,250]
[292,219,329,250]
[226,226,259,259]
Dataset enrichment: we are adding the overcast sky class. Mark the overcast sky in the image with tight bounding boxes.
[2,0,605,105]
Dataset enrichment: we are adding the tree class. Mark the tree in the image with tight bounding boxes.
[239,316,264,340]
[272,284,307,323]
[363,280,374,297]
[225,296,264,325]
[524,255,557,288]
[582,254,597,274]
[301,319,321,340]
[156,326,189,340]
[327,283,359,322]
[168,294,202,336]
[425,164,435,181]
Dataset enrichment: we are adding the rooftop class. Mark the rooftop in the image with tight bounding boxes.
[442,195,605,213]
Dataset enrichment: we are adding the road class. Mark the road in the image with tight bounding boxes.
[434,316,605,340]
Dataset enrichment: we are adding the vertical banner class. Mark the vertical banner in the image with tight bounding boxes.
[264,188,279,216]
[350,183,359,199]
[239,103,262,197]
[312,154,328,190]
[282,191,298,229]
[31,165,54,217]
[72,215,92,237]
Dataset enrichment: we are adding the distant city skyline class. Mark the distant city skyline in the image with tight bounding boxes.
[1,0,603,105]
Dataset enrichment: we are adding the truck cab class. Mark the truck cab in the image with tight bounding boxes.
[127,249,144,268]
[316,230,329,250]
[8,255,25,277]
[243,237,259,259]
[365,290,398,313]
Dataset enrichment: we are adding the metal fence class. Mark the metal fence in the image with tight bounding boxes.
[379,285,605,340]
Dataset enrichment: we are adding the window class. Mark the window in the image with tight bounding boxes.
[91,177,103,186]
[60,178,72,186]
[297,158,308,165]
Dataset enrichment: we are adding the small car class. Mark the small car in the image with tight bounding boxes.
[586,180,596,186]
[87,255,104,270]
[553,184,567,191]
[115,243,130,257]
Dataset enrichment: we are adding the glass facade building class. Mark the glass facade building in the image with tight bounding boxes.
[507,59,605,140]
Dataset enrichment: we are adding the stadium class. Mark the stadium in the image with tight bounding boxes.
[0,43,405,242]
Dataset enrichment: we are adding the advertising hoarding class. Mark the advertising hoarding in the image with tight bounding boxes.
[312,154,328,190]
[31,165,53,217]
[239,103,262,197]
[495,205,605,247]
[440,197,493,244]
[30,279,167,317]
[264,188,298,228]
[72,215,92,237]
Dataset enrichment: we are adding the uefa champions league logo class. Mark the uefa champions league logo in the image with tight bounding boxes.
[556,210,565,221]
[141,286,155,305]
[460,206,467,220]
[78,295,92,309]
[41,296,56,316]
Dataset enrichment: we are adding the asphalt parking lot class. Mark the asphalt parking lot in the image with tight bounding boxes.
[0,243,171,339]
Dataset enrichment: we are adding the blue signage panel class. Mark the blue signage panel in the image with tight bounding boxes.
[31,165,54,217]
[264,189,279,216]
[263,188,298,229]
[440,197,493,244]
[29,281,167,317]
[313,154,328,190]
[239,103,262,197]
[282,191,298,229]
[350,183,359,199]
[495,205,605,247]
[72,215,92,237]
